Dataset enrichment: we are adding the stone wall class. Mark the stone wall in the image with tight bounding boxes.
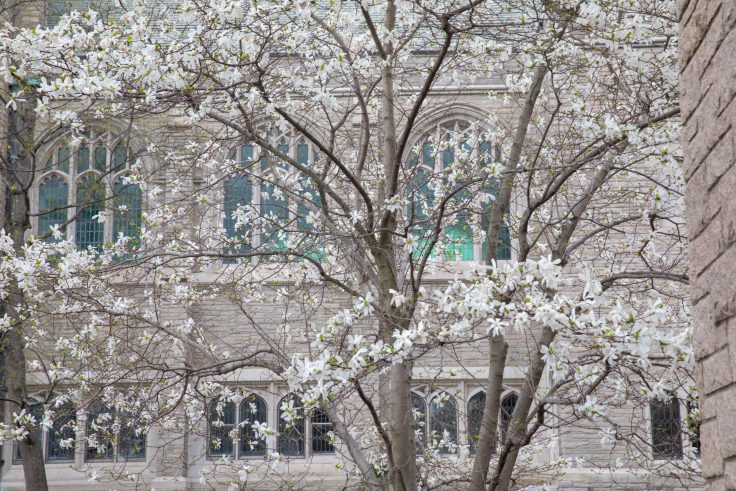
[679,0,736,488]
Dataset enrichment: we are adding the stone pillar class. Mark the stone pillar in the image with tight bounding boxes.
[679,0,736,488]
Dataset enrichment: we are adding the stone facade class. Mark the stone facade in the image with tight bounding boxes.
[680,0,736,489]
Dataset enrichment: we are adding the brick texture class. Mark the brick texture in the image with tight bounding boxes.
[681,0,736,487]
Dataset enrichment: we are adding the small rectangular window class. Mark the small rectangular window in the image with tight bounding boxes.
[651,397,683,459]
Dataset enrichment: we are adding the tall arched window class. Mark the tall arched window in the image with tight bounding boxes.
[430,393,458,454]
[500,393,518,443]
[208,399,236,459]
[411,392,427,453]
[651,397,683,459]
[240,394,267,457]
[277,394,305,457]
[467,391,486,454]
[311,408,334,454]
[223,135,322,260]
[46,401,76,462]
[408,121,512,262]
[38,131,141,252]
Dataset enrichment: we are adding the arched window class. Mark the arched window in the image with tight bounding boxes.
[408,121,511,262]
[240,394,267,457]
[277,394,305,457]
[651,396,683,459]
[46,401,76,462]
[38,131,140,252]
[311,408,334,454]
[467,391,486,454]
[38,174,69,242]
[500,393,518,443]
[86,401,115,461]
[208,399,236,459]
[411,392,427,453]
[430,393,457,454]
[223,135,322,260]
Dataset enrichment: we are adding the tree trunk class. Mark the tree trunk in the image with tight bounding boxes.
[0,92,49,491]
[388,361,415,491]
[469,335,508,490]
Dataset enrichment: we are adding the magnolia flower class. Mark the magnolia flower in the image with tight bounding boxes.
[389,289,407,308]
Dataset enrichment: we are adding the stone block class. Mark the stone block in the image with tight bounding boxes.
[701,347,734,394]
[701,419,723,478]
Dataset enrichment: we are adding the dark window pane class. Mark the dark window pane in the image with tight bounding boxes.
[651,397,683,459]
[311,409,334,454]
[86,401,114,461]
[94,146,107,172]
[38,175,68,241]
[240,395,267,457]
[117,408,146,462]
[208,400,236,459]
[77,146,90,173]
[430,394,457,454]
[75,176,105,251]
[47,402,76,462]
[112,144,127,172]
[113,179,142,252]
[500,393,518,443]
[467,392,486,455]
[411,392,427,454]
[57,147,70,173]
[277,395,304,457]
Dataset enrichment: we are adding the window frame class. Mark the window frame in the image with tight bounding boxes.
[406,120,512,263]
[34,131,143,251]
[648,395,700,462]
[84,401,147,463]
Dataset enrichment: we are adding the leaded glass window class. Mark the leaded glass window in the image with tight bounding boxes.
[75,175,105,251]
[38,132,140,251]
[311,408,334,454]
[467,392,486,454]
[38,175,69,241]
[86,401,115,461]
[240,395,267,457]
[47,402,76,462]
[208,399,236,459]
[113,179,143,250]
[411,392,427,454]
[223,134,322,261]
[500,393,518,443]
[117,407,146,462]
[408,121,511,261]
[429,393,458,454]
[278,395,305,457]
[651,397,683,459]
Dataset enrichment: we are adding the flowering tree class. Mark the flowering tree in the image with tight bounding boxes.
[0,0,696,490]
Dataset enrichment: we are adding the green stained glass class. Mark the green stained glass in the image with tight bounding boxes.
[260,143,289,250]
[481,180,512,261]
[408,167,435,258]
[295,141,322,259]
[57,147,70,173]
[95,146,107,172]
[77,146,90,173]
[75,176,105,252]
[223,175,252,263]
[38,175,68,242]
[112,144,127,172]
[113,179,142,252]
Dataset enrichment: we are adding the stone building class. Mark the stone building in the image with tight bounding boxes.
[680,0,736,489]
[0,1,704,490]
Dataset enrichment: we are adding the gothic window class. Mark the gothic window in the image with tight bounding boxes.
[208,399,236,459]
[467,391,486,454]
[429,393,458,454]
[240,394,267,457]
[46,402,77,462]
[411,392,427,453]
[651,397,683,459]
[278,394,305,457]
[311,408,335,454]
[223,135,321,261]
[408,121,511,262]
[37,132,141,253]
[500,393,518,443]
